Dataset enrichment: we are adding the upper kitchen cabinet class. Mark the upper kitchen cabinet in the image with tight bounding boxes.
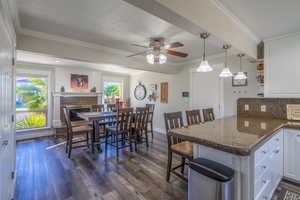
[264,33,300,97]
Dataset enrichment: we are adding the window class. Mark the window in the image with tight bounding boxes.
[16,76,48,130]
[103,81,123,104]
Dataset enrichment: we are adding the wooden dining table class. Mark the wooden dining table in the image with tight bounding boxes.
[77,111,116,153]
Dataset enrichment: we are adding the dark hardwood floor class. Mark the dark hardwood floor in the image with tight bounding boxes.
[15,133,187,200]
[15,132,300,200]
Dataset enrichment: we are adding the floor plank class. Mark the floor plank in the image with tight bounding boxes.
[15,133,187,200]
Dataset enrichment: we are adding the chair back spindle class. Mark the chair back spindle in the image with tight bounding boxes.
[186,109,202,125]
[164,112,184,147]
[203,108,215,122]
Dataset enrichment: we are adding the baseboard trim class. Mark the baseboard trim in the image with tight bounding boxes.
[16,129,54,141]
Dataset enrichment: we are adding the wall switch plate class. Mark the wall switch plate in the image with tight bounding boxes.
[245,104,250,111]
[261,105,267,112]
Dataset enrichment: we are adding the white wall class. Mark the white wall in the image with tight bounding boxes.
[264,33,300,97]
[130,69,190,133]
[130,55,258,133]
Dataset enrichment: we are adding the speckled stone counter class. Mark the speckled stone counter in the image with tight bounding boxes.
[170,116,300,156]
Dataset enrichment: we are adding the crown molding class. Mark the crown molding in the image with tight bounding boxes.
[263,31,300,43]
[7,0,20,32]
[210,0,260,43]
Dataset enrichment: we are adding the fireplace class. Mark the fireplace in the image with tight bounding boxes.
[52,92,102,126]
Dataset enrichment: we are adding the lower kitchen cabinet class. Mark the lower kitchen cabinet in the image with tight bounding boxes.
[284,128,300,182]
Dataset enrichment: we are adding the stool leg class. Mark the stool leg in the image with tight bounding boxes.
[166,150,172,182]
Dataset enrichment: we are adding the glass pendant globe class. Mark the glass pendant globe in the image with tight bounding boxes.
[234,71,247,80]
[196,60,213,72]
[146,53,155,64]
[159,53,167,64]
[219,67,233,77]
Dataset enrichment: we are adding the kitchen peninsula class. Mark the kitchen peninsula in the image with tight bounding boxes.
[170,116,300,200]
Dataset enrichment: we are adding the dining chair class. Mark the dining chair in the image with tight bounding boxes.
[203,108,215,122]
[146,104,155,141]
[134,107,150,150]
[91,104,105,112]
[63,107,93,158]
[105,108,134,160]
[186,109,202,125]
[164,111,193,182]
[107,104,116,111]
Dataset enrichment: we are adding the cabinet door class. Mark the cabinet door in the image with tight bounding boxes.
[284,129,300,181]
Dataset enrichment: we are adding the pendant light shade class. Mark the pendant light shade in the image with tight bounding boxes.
[219,44,233,78]
[234,54,247,80]
[234,71,247,80]
[197,33,213,72]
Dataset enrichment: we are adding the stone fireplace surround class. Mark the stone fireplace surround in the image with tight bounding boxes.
[52,92,102,127]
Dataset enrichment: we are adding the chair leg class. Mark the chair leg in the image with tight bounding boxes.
[181,157,186,174]
[129,131,133,152]
[150,122,154,142]
[145,129,149,148]
[68,136,73,159]
[65,132,69,153]
[116,134,119,161]
[166,150,173,182]
[105,130,108,155]
[86,132,89,148]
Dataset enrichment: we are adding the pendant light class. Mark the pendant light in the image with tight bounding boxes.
[234,54,247,80]
[197,32,213,72]
[219,44,233,78]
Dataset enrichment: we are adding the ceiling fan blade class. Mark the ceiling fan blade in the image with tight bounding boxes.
[127,50,149,57]
[165,42,184,49]
[131,44,149,48]
[166,50,188,57]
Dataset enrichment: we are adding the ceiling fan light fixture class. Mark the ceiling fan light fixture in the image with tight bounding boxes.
[146,53,167,64]
[159,53,167,64]
[146,53,155,64]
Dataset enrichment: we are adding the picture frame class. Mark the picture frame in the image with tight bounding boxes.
[71,74,88,89]
[232,72,248,87]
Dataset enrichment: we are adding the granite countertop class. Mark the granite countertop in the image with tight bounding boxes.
[170,116,300,156]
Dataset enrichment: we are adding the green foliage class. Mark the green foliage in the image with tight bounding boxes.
[16,112,46,129]
[104,84,120,97]
[17,78,47,110]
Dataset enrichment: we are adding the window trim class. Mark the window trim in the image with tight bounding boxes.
[16,68,52,132]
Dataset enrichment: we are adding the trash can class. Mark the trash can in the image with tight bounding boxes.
[188,158,235,200]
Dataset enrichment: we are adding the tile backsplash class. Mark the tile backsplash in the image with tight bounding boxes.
[237,98,300,119]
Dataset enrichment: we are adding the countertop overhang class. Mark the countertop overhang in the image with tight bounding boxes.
[169,116,300,156]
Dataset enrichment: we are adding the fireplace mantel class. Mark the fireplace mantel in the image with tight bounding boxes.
[53,92,102,97]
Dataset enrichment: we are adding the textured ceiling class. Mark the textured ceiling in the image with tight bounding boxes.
[219,0,300,39]
[16,0,223,64]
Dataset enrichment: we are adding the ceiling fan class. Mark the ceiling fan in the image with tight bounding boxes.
[127,37,188,64]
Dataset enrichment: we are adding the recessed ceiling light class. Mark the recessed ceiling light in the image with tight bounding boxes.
[55,60,60,63]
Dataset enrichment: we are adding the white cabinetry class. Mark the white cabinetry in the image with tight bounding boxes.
[284,128,300,182]
[264,33,300,97]
[254,130,283,200]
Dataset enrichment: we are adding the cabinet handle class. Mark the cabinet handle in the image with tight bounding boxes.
[262,165,267,169]
[1,140,8,146]
[262,150,267,154]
